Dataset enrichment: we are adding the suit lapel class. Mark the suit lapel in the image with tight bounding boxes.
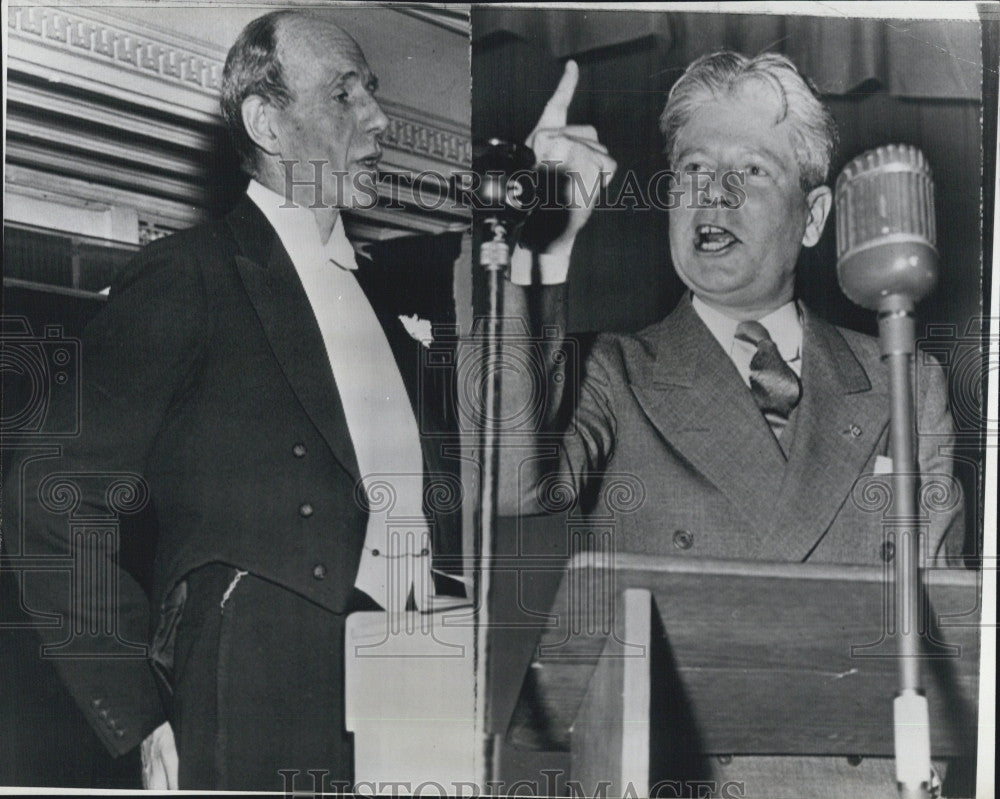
[627,296,788,542]
[765,309,888,560]
[227,199,361,483]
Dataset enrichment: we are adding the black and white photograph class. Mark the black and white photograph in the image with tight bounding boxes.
[1,2,996,797]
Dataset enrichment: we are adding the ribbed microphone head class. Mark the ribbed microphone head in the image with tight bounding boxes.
[835,144,938,310]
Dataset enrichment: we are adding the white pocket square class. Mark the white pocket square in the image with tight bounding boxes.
[398,314,433,347]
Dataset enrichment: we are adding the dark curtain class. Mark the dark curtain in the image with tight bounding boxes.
[475,10,981,98]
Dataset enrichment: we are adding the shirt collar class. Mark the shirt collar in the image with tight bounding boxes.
[245,179,358,271]
[691,294,803,362]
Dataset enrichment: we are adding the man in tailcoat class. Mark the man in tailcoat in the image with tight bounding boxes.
[4,10,462,790]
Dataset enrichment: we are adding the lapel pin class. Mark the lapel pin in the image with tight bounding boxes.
[842,424,863,438]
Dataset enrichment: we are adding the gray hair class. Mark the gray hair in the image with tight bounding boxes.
[220,10,296,176]
[659,51,838,190]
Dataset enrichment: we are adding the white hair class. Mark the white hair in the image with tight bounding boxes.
[659,51,838,190]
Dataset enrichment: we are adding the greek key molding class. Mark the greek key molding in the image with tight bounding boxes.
[9,5,224,92]
[381,113,471,166]
[8,5,471,167]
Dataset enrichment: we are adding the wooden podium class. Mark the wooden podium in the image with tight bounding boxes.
[344,549,979,794]
[499,553,981,796]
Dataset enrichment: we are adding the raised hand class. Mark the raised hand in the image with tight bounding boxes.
[526,60,616,255]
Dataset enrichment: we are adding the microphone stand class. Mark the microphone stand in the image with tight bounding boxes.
[470,140,535,788]
[474,211,506,787]
[836,144,939,799]
[879,293,933,799]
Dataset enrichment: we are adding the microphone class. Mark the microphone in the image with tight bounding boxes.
[471,138,537,270]
[835,144,938,311]
[835,144,938,799]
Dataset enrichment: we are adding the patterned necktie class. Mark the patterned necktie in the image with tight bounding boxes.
[734,320,802,438]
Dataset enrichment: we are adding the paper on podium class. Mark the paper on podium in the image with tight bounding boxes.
[345,605,477,792]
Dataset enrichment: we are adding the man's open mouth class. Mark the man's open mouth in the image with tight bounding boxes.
[695,224,739,253]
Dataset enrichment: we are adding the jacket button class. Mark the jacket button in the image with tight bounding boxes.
[672,529,693,550]
[299,503,314,518]
[716,754,733,765]
[847,755,863,766]
[115,729,125,739]
[881,541,895,562]
[312,563,327,580]
[292,443,307,458]
[91,699,102,709]
[98,709,109,720]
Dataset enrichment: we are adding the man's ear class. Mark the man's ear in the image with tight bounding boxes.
[801,185,833,248]
[241,94,282,157]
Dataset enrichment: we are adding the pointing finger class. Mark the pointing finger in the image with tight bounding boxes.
[562,133,608,155]
[531,129,610,156]
[534,60,579,132]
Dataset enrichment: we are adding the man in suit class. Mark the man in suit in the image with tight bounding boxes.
[4,10,462,791]
[500,52,963,796]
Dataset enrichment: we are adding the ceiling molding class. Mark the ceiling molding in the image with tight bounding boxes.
[391,5,471,37]
[8,5,225,122]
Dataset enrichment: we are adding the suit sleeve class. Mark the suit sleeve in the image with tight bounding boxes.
[554,335,620,494]
[2,241,213,756]
[496,274,619,516]
[915,352,965,566]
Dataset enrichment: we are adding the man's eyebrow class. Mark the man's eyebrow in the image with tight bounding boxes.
[675,144,786,169]
[327,70,359,89]
[326,70,379,92]
[673,146,707,162]
[745,145,785,166]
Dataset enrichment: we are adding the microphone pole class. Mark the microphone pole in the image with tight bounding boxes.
[468,139,535,788]
[836,144,938,799]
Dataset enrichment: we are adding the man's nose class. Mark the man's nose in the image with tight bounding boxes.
[704,169,740,209]
[364,96,390,137]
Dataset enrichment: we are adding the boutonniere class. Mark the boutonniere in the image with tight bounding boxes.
[398,314,434,347]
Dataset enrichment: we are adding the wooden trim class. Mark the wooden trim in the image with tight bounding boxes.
[567,552,978,586]
[3,277,110,302]
[570,588,652,797]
